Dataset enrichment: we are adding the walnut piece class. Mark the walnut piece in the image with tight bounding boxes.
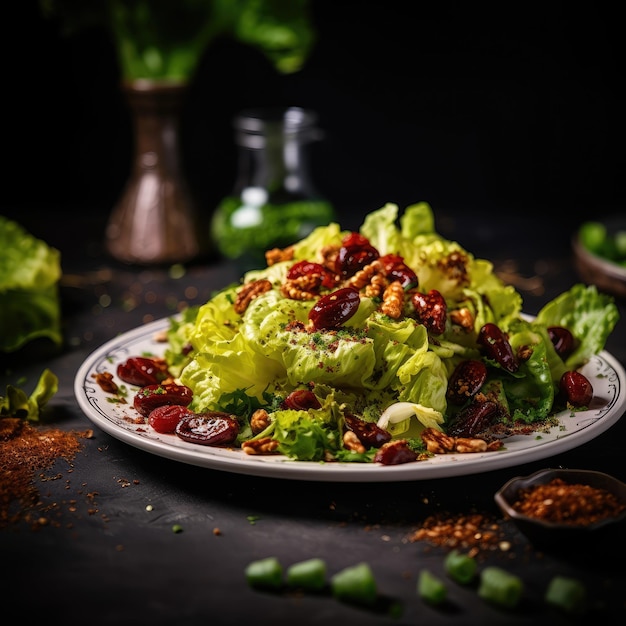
[319,244,339,272]
[380,280,404,318]
[454,437,488,453]
[250,409,270,435]
[421,427,493,455]
[265,246,294,266]
[234,279,272,314]
[342,430,366,454]
[280,274,322,300]
[347,260,381,290]
[242,437,280,455]
[449,307,474,331]
[421,428,456,454]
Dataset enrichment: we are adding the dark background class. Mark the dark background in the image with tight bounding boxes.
[5,2,625,231]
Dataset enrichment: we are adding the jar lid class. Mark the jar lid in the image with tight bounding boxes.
[234,107,318,134]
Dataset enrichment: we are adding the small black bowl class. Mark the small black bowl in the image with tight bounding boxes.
[495,468,626,554]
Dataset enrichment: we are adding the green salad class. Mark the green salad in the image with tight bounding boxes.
[164,202,619,463]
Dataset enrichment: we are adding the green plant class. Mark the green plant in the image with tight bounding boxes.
[40,0,316,81]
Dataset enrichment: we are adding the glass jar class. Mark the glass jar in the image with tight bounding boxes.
[211,107,335,269]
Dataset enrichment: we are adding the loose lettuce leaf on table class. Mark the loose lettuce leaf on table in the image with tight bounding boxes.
[0,368,59,422]
[0,217,63,353]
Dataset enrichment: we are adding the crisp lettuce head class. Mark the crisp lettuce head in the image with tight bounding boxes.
[0,217,63,353]
[180,287,449,418]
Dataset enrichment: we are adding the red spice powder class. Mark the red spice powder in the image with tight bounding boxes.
[0,417,92,528]
[409,511,511,558]
[511,477,626,525]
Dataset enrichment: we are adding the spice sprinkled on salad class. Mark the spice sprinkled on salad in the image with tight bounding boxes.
[113,203,619,466]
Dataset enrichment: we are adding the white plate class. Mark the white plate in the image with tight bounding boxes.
[74,316,626,482]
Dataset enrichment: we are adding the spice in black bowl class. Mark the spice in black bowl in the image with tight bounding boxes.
[494,468,626,554]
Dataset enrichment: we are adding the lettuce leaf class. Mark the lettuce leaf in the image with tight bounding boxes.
[0,217,62,353]
[535,283,619,370]
[501,319,557,422]
[1,368,59,422]
[271,406,342,461]
[180,287,449,418]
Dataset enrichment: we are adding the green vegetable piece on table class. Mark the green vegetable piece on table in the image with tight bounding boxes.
[417,569,447,605]
[444,550,477,584]
[245,556,283,590]
[544,576,587,614]
[331,562,377,605]
[286,558,327,590]
[477,566,524,609]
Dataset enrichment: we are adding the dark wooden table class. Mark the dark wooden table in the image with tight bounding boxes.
[2,205,624,625]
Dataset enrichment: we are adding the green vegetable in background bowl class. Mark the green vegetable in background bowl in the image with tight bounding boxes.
[573,216,626,299]
[579,220,626,267]
[0,217,63,353]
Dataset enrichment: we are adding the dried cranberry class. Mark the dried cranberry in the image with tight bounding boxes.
[309,287,361,330]
[560,371,593,407]
[344,413,392,448]
[117,356,171,387]
[548,326,576,360]
[287,260,336,290]
[175,412,240,446]
[412,289,447,335]
[373,439,418,465]
[477,323,518,373]
[379,253,418,288]
[341,232,372,248]
[447,360,488,405]
[133,383,193,417]
[446,399,502,438]
[335,233,379,278]
[148,405,193,434]
[282,389,322,410]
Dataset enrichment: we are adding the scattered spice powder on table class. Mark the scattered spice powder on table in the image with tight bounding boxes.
[511,478,626,525]
[409,511,512,559]
[0,417,92,529]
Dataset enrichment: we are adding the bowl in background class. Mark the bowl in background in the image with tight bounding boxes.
[573,215,626,298]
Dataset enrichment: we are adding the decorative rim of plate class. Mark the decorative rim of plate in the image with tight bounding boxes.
[74,316,626,482]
